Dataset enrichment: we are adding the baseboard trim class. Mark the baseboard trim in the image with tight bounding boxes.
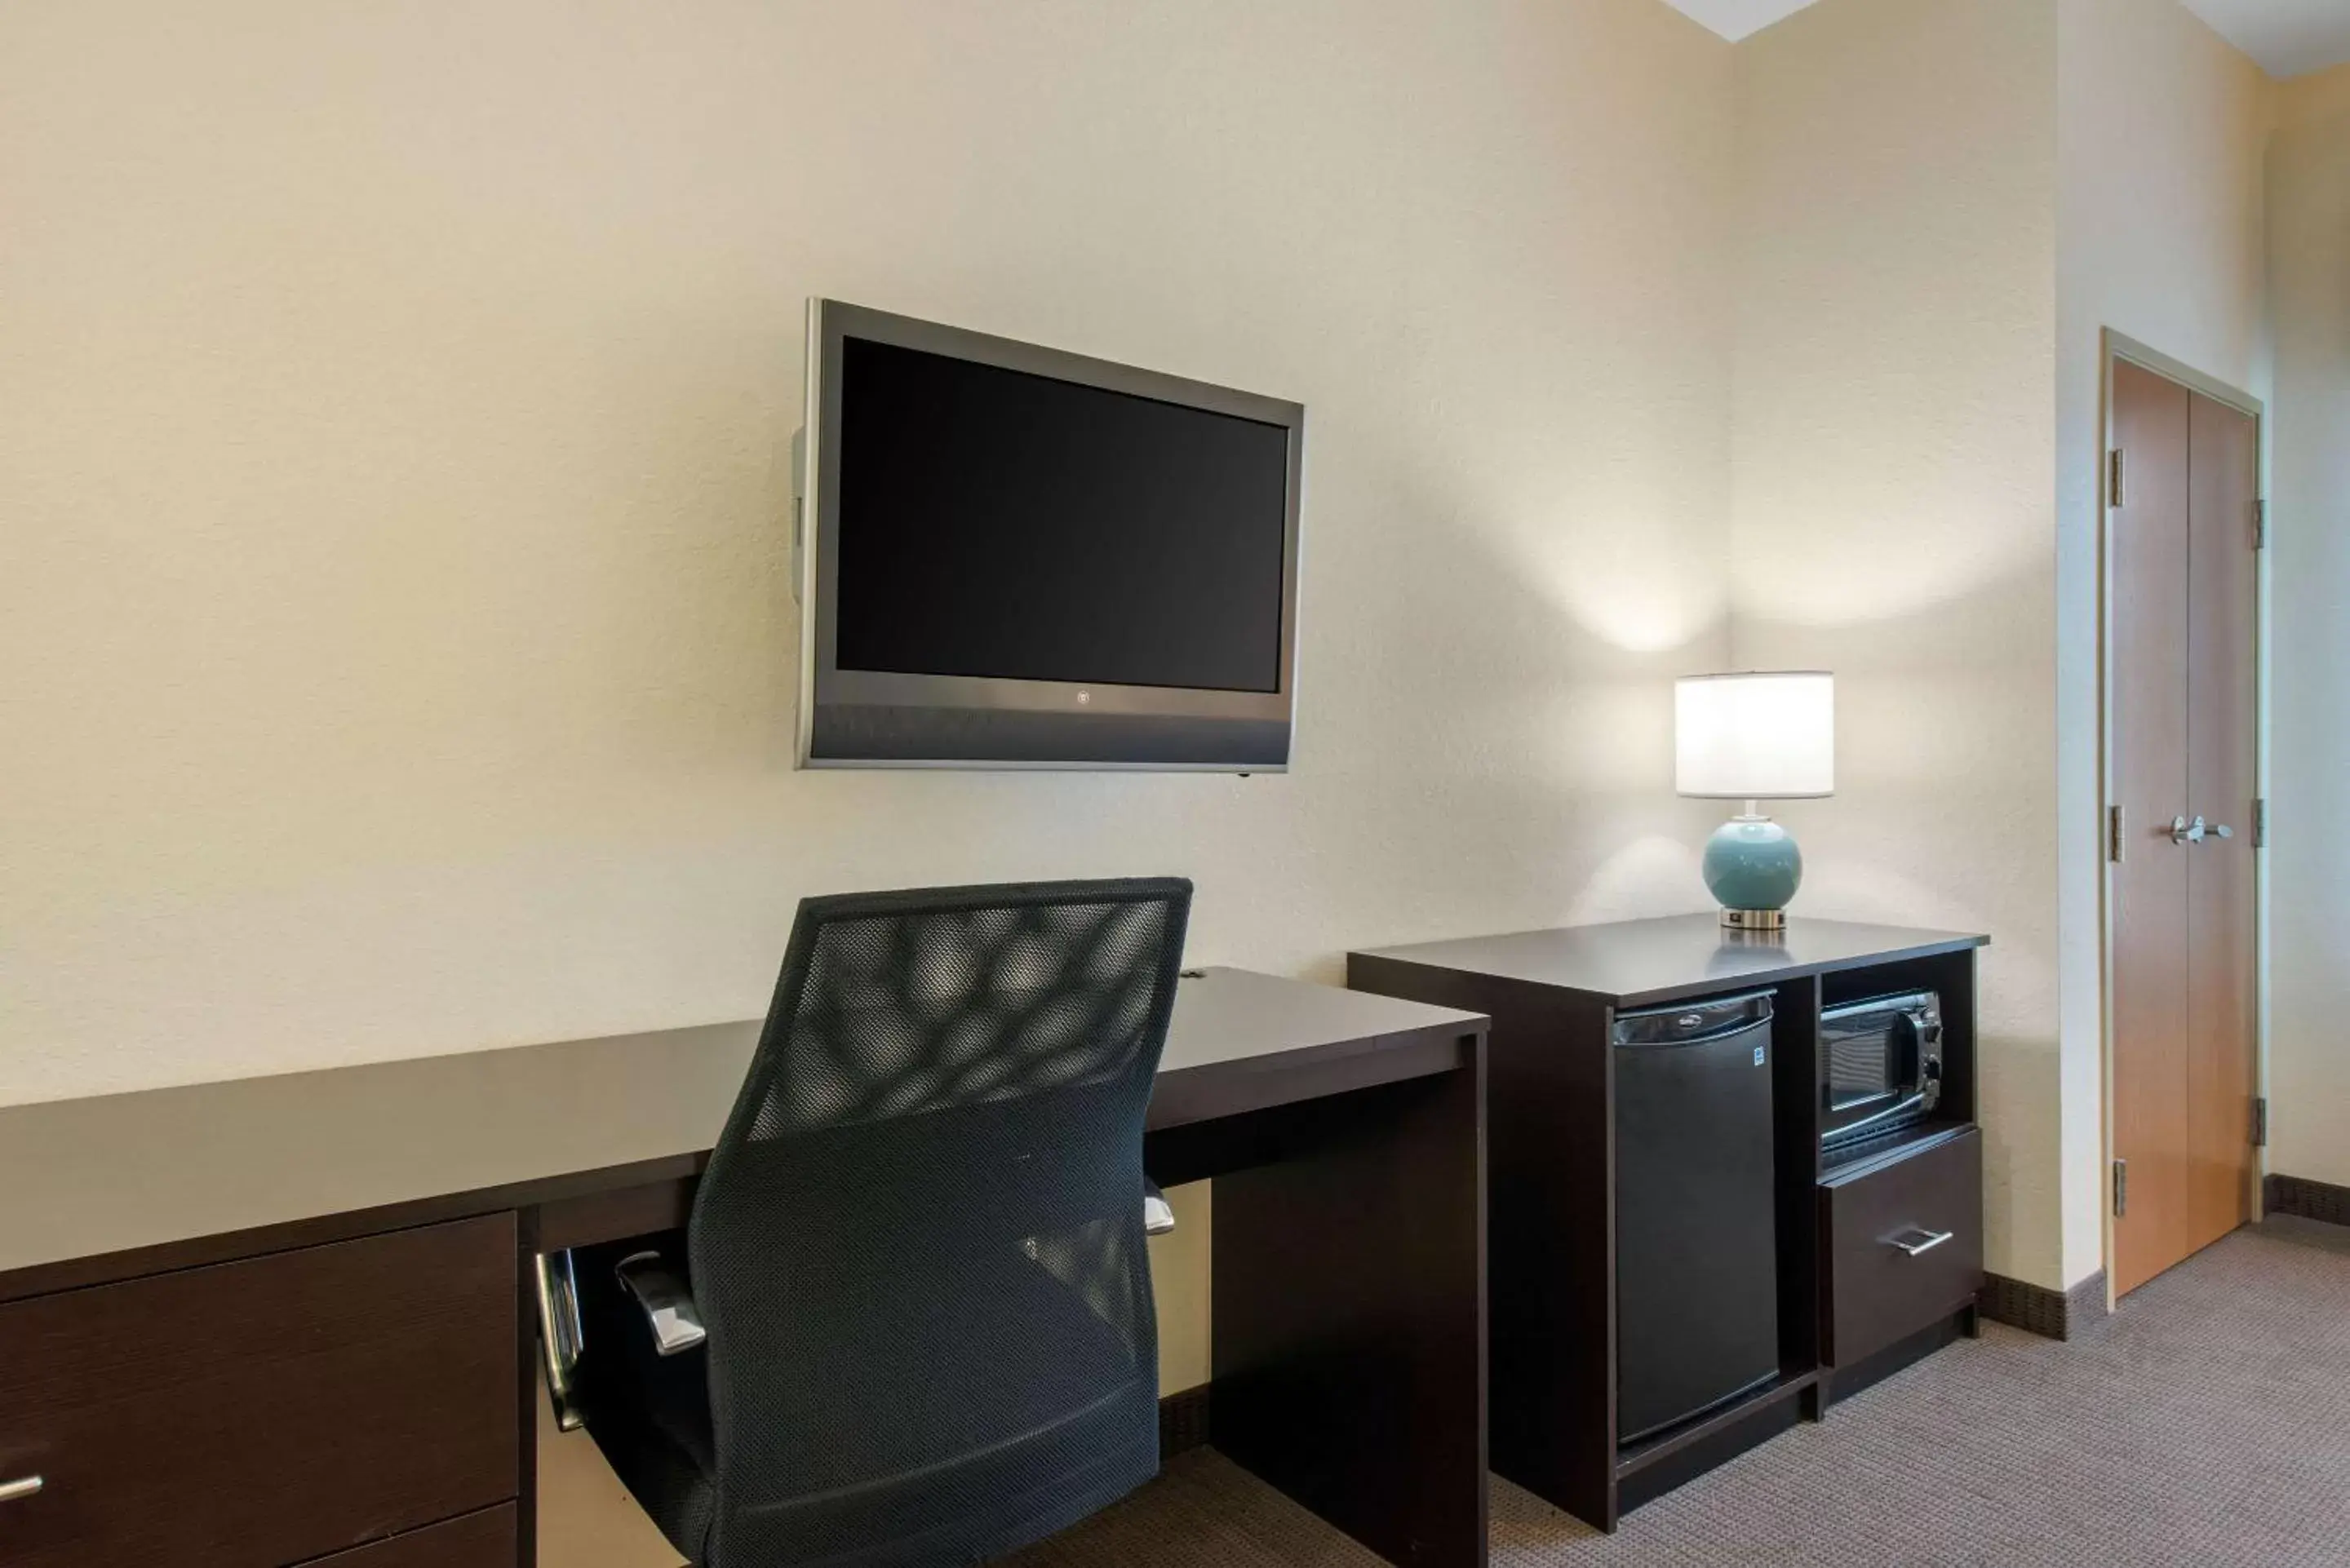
[2267,1173,2350,1228]
[1978,1269,2107,1340]
[1159,1383,1211,1459]
[1984,1183,2350,1332]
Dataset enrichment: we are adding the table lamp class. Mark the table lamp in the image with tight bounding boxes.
[1675,671,1834,930]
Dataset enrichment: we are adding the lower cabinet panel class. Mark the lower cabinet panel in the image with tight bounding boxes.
[303,1504,518,1568]
[0,1214,520,1568]
[1822,1129,1984,1366]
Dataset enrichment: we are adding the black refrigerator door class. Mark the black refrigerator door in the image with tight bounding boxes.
[1615,991,1780,1444]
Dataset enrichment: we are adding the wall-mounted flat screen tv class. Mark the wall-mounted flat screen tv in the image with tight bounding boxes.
[795,299,1303,769]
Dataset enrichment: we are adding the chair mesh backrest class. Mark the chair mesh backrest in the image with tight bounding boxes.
[689,878,1191,1566]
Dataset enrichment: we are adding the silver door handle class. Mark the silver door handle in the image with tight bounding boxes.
[2170,815,2206,844]
[0,1475,42,1504]
[1889,1228,1953,1257]
[2206,822,2234,840]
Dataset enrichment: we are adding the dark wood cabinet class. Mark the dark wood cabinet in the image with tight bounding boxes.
[1823,1127,1984,1367]
[0,1215,520,1568]
[1352,915,1986,1532]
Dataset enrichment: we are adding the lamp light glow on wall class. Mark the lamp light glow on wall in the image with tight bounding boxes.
[1675,671,1834,930]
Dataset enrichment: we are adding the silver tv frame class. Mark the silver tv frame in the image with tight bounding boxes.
[795,299,1304,771]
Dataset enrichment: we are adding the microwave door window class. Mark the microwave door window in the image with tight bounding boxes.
[1825,1021,1893,1113]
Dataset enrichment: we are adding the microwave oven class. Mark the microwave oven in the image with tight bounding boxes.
[1820,990,1943,1154]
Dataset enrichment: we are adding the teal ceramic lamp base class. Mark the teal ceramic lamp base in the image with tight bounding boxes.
[1702,808,1802,930]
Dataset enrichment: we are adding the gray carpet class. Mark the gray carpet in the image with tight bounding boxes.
[1010,1218,2350,1567]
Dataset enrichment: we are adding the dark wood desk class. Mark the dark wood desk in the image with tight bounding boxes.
[0,969,1488,1568]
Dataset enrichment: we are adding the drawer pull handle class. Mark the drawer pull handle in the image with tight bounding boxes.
[0,1475,42,1504]
[1890,1228,1954,1257]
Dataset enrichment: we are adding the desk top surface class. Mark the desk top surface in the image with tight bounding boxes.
[0,968,1481,1284]
[1354,914,1987,1007]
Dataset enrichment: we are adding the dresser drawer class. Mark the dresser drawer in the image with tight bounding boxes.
[0,1214,519,1568]
[307,1504,517,1568]
[1822,1128,1984,1367]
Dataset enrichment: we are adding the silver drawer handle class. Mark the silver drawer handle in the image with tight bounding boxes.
[0,1475,42,1504]
[1890,1228,1954,1257]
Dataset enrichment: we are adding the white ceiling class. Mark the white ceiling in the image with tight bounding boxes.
[2180,0,2350,78]
[1654,0,1819,43]
[1657,0,2350,77]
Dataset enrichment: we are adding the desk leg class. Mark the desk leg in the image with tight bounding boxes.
[1208,1048,1487,1568]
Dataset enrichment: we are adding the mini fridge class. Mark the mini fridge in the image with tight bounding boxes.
[1613,989,1780,1443]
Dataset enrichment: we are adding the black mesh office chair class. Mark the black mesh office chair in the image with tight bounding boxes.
[563,878,1193,1567]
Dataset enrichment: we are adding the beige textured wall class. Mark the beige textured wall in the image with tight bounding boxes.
[2267,64,2350,1190]
[1727,0,2064,1287]
[0,0,1739,1392]
[1,0,1736,1108]
[20,0,2293,1368]
[2055,0,2272,1287]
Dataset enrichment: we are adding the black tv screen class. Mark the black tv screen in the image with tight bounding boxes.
[833,336,1292,693]
[800,300,1302,770]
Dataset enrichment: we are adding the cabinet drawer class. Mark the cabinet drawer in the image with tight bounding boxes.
[0,1214,519,1568]
[307,1504,517,1568]
[1823,1129,1983,1366]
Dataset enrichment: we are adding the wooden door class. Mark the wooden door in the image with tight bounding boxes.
[2108,358,2259,1299]
[2183,396,2259,1255]
[2110,361,2193,1299]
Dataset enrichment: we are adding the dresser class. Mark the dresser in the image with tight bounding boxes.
[1351,915,1987,1532]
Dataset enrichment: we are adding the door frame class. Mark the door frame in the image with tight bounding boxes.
[2097,330,2268,1309]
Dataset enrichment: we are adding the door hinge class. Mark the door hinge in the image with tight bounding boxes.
[2253,1096,2269,1148]
[2108,804,2126,864]
[2113,1158,2129,1219]
[2255,498,2268,549]
[2255,798,2268,849]
[2108,448,2126,508]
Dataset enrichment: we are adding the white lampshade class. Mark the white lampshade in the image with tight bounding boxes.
[1675,671,1835,800]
